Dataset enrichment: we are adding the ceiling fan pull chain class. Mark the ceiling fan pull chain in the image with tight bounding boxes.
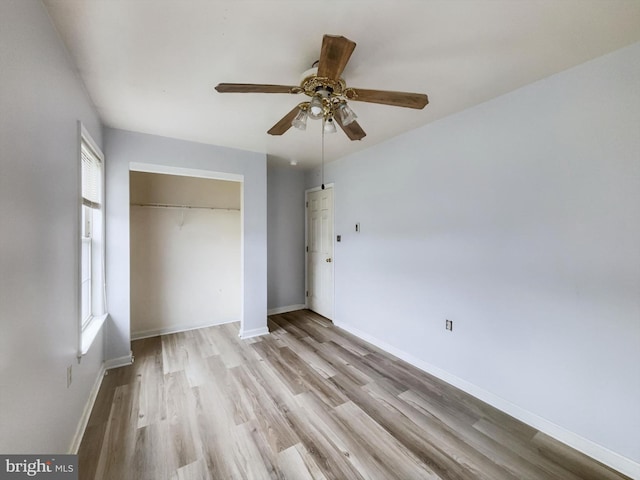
[321,122,325,190]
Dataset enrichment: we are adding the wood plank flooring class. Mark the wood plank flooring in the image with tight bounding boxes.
[79,310,631,479]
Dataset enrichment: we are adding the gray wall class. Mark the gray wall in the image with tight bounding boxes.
[0,0,105,453]
[306,42,640,471]
[267,164,306,311]
[104,128,268,360]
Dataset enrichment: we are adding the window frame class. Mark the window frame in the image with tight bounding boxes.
[78,123,107,356]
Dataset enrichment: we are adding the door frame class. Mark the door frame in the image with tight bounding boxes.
[304,183,335,320]
[128,163,246,335]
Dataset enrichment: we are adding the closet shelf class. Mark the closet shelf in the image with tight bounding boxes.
[131,203,239,211]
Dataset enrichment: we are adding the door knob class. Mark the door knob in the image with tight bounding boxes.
[326,258,332,263]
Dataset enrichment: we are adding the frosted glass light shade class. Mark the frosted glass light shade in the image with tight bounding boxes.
[338,102,357,125]
[323,117,337,134]
[308,95,324,119]
[292,107,308,130]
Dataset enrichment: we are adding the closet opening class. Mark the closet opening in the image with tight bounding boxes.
[129,167,242,339]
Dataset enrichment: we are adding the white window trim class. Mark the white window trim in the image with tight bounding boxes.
[78,122,107,356]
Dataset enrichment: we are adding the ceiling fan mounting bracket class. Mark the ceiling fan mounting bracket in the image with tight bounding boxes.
[343,88,358,100]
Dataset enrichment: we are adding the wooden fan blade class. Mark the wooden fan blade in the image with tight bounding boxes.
[317,35,356,81]
[348,88,428,109]
[215,83,299,94]
[267,106,301,136]
[334,115,366,141]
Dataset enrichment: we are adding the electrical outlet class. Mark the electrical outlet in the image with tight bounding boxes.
[67,365,72,388]
[445,319,453,331]
[355,223,360,232]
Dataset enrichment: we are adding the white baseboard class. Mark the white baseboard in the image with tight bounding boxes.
[131,319,237,340]
[239,326,270,340]
[335,321,640,479]
[68,363,106,454]
[104,351,133,370]
[267,304,306,316]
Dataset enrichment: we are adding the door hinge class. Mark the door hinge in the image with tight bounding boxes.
[306,246,308,252]
[306,201,308,208]
[306,290,309,297]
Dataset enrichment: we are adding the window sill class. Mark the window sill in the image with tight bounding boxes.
[80,313,108,356]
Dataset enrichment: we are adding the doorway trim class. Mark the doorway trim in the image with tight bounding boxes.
[129,162,248,335]
[305,183,335,320]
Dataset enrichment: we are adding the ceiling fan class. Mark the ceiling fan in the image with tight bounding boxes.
[215,34,429,141]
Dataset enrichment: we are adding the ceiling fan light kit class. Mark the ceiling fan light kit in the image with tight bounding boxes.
[215,34,429,142]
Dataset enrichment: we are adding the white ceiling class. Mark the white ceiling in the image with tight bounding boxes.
[44,0,640,169]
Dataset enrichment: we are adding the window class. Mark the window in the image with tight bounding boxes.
[79,125,106,354]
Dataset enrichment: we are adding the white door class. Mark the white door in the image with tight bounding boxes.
[307,187,334,319]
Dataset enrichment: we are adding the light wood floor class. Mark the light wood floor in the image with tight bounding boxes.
[79,310,630,480]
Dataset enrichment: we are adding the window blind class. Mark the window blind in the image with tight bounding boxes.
[81,143,101,208]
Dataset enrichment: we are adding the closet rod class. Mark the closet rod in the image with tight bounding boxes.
[132,203,239,211]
